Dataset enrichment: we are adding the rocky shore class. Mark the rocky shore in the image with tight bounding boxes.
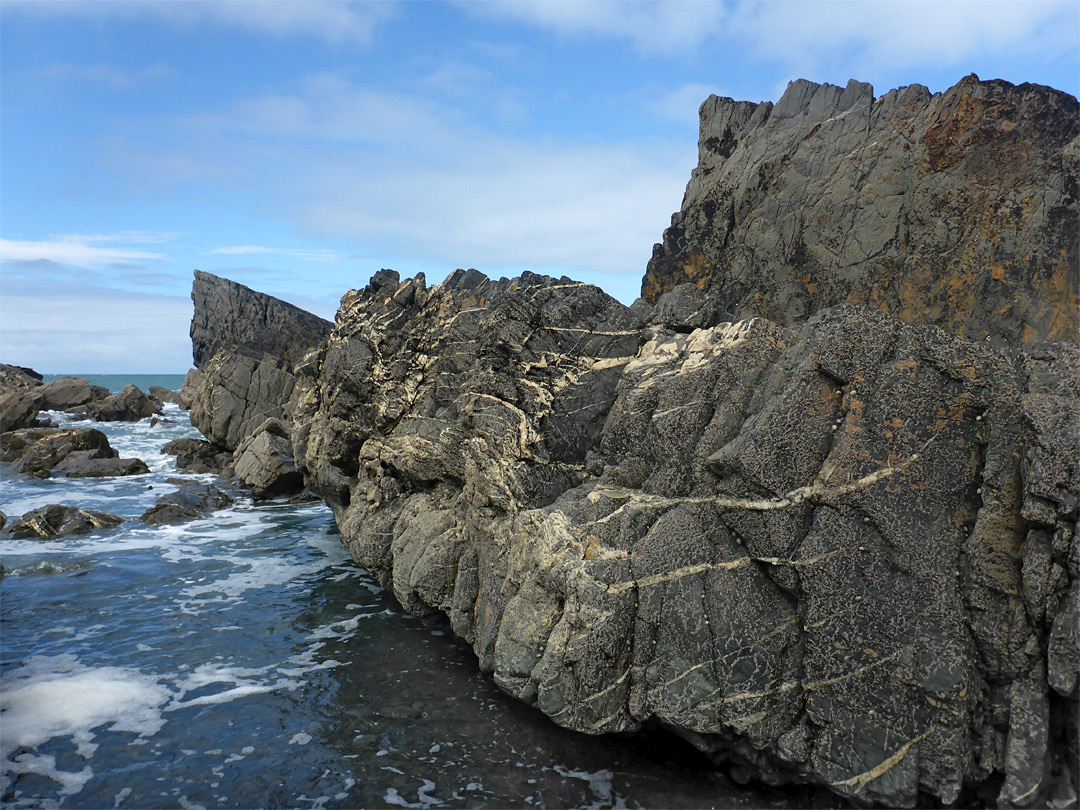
[4,74,1077,807]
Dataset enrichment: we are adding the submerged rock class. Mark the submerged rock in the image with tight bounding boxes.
[139,482,233,525]
[2,504,123,538]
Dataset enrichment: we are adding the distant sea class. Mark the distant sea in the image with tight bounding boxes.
[41,373,187,395]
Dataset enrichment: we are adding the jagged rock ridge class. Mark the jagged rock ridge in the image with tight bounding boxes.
[181,75,1079,809]
[642,75,1079,347]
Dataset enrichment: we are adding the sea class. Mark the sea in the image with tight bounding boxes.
[1,375,838,809]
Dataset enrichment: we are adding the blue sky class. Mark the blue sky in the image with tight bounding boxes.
[2,1,1077,373]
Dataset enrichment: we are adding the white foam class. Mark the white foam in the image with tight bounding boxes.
[383,780,443,808]
[289,732,313,746]
[1,655,170,760]
[4,753,94,796]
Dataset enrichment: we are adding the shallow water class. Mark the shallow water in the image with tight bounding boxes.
[1,397,838,809]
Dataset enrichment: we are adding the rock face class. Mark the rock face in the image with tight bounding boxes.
[149,385,183,406]
[2,504,123,538]
[184,76,1079,808]
[232,418,304,498]
[190,269,333,370]
[283,264,1077,807]
[185,270,332,498]
[75,384,161,422]
[161,438,232,474]
[642,75,1079,347]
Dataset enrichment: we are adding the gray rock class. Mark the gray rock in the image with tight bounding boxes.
[53,453,150,477]
[74,384,161,422]
[642,75,1079,347]
[149,386,183,405]
[0,390,43,433]
[0,363,43,392]
[35,377,110,410]
[139,482,234,525]
[232,418,304,499]
[161,437,232,473]
[179,368,204,410]
[1,427,117,478]
[190,269,332,370]
[647,283,727,332]
[2,504,123,538]
[290,271,1078,807]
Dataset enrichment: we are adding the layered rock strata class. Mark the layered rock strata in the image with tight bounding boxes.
[182,75,1079,807]
[282,267,1077,807]
[185,271,333,496]
[642,75,1079,347]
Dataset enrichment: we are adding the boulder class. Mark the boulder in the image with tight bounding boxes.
[35,377,110,410]
[232,418,304,498]
[139,482,233,525]
[75,384,161,422]
[161,438,232,473]
[642,76,1079,347]
[53,453,150,477]
[0,390,43,433]
[2,504,123,538]
[149,386,183,406]
[1,427,117,478]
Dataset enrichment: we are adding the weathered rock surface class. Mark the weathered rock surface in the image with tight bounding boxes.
[280,265,1078,808]
[185,272,331,475]
[0,363,43,393]
[53,453,150,478]
[1,427,118,478]
[190,269,333,370]
[232,418,304,498]
[35,377,111,410]
[139,482,233,525]
[161,438,232,474]
[642,75,1079,347]
[73,384,161,422]
[179,369,204,410]
[2,504,123,539]
[149,385,183,406]
[184,75,1079,808]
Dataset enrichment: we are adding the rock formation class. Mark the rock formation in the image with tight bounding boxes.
[140,481,233,525]
[1,427,127,478]
[1,504,124,539]
[183,75,1078,807]
[642,75,1079,347]
[184,271,333,497]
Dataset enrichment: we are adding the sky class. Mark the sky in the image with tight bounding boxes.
[1,1,1077,373]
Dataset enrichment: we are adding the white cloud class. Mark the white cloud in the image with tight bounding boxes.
[209,246,346,262]
[644,83,722,129]
[0,289,194,373]
[0,235,169,268]
[728,1,1078,78]
[458,0,729,56]
[165,74,693,280]
[30,62,178,89]
[3,0,396,45]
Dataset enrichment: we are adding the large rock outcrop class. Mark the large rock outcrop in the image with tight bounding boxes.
[185,271,333,496]
[286,267,1077,807]
[642,75,1079,347]
[185,75,1078,808]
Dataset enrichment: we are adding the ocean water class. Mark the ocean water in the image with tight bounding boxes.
[1,383,839,809]
[40,374,189,396]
